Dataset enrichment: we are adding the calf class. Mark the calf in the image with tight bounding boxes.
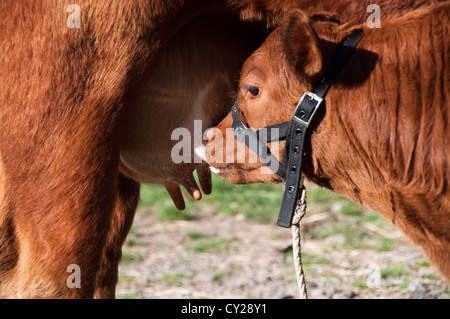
[207,3,450,280]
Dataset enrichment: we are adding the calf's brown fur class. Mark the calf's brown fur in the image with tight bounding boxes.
[208,3,450,280]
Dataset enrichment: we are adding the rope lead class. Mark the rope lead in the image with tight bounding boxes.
[292,185,308,299]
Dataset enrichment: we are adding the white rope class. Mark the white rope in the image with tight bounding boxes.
[291,185,308,299]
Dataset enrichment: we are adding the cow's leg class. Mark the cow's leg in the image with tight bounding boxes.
[0,114,127,298]
[1,195,115,297]
[3,176,118,298]
[94,173,140,299]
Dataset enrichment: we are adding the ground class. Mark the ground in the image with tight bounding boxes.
[116,178,449,299]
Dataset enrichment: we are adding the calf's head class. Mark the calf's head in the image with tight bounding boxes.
[206,10,325,184]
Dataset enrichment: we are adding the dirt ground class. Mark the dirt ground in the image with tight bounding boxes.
[116,200,449,299]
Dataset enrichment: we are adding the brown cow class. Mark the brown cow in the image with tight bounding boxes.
[206,2,450,281]
[0,0,440,298]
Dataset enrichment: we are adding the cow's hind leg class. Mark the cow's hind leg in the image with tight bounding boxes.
[3,178,118,298]
[0,128,124,298]
[94,173,140,299]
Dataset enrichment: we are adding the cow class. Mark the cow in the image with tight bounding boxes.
[206,2,450,281]
[0,0,440,298]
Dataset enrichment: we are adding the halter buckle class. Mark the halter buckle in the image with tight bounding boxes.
[292,92,323,128]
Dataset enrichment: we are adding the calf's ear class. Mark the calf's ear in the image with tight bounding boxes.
[283,10,323,79]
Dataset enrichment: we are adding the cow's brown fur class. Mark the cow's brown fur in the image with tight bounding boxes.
[0,0,441,298]
[208,2,450,280]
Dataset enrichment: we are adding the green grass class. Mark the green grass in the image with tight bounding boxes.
[285,251,330,266]
[380,266,406,278]
[306,187,342,205]
[127,239,144,247]
[312,223,369,249]
[125,174,436,298]
[138,174,365,225]
[415,259,429,267]
[185,231,230,253]
[359,212,384,223]
[185,231,208,240]
[139,183,171,208]
[352,277,368,290]
[161,272,195,285]
[156,205,191,221]
[121,252,142,263]
[138,174,284,223]
[206,177,283,223]
[118,273,134,283]
[212,271,225,281]
[117,292,144,299]
[189,237,230,253]
[339,202,363,216]
[376,238,396,251]
[398,278,411,289]
[138,174,401,255]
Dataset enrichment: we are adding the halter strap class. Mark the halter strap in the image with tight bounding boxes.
[230,29,364,228]
[278,29,364,227]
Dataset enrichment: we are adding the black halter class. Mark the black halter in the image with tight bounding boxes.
[231,29,364,228]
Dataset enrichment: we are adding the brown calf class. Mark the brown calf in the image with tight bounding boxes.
[207,3,450,280]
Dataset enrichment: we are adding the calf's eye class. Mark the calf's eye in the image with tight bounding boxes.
[247,86,260,97]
